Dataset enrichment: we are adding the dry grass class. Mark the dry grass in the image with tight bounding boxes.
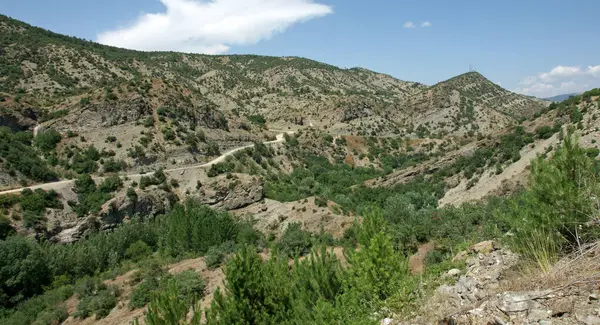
[503,241,600,293]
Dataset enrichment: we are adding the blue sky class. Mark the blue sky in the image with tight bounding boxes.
[1,0,599,98]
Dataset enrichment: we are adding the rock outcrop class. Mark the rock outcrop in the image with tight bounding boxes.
[100,188,178,226]
[193,173,263,210]
[395,242,600,325]
[49,188,178,243]
[341,102,374,122]
[61,98,152,130]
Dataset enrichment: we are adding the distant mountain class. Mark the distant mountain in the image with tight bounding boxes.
[544,93,579,102]
[387,72,548,137]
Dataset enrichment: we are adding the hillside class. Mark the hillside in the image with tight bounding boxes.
[386,72,549,138]
[1,13,600,325]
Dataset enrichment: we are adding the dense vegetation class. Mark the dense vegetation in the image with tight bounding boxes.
[0,127,57,182]
[132,130,600,325]
[0,201,262,323]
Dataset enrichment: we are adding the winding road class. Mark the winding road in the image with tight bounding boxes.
[0,130,295,196]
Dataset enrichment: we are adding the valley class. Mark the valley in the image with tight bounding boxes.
[0,13,599,325]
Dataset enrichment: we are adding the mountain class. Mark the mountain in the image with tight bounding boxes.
[544,93,579,102]
[386,72,548,137]
[0,14,546,186]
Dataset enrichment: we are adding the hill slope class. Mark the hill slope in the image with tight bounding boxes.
[387,72,549,137]
[0,15,548,188]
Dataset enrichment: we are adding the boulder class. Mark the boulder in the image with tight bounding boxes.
[446,269,462,277]
[550,297,574,317]
[470,240,497,254]
[193,173,263,210]
[100,188,178,225]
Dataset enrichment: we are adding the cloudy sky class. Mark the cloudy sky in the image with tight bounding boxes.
[1,0,599,98]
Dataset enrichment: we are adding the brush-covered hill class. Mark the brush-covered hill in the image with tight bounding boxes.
[0,14,547,189]
[388,71,550,138]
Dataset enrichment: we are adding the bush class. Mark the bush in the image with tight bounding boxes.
[0,214,14,240]
[74,287,117,319]
[204,242,235,269]
[205,142,220,156]
[34,129,62,153]
[102,159,126,173]
[247,115,267,127]
[172,271,205,302]
[275,223,314,257]
[534,125,555,139]
[314,196,328,207]
[129,277,160,309]
[0,236,51,308]
[125,240,152,262]
[207,161,234,177]
[0,128,58,182]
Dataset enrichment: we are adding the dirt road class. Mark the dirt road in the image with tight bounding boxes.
[0,131,294,196]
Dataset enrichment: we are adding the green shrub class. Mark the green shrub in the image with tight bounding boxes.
[207,161,234,177]
[204,242,235,269]
[137,282,202,325]
[74,286,117,319]
[0,214,14,240]
[0,236,51,308]
[34,129,62,153]
[247,115,267,127]
[102,159,126,173]
[534,125,555,139]
[129,278,159,309]
[125,240,152,262]
[0,128,57,182]
[314,196,328,207]
[275,223,314,257]
[172,271,205,302]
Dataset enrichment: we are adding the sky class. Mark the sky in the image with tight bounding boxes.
[1,0,599,98]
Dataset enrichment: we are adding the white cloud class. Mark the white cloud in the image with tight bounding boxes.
[421,21,432,27]
[539,65,582,82]
[97,0,333,54]
[515,64,600,98]
[403,21,416,28]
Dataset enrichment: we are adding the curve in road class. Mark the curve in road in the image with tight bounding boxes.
[0,130,295,196]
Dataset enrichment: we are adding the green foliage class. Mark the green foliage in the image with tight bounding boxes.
[207,161,235,177]
[129,277,160,309]
[0,128,57,182]
[275,223,314,257]
[34,129,62,153]
[19,188,63,228]
[315,196,328,207]
[138,281,202,325]
[247,114,267,127]
[161,201,250,257]
[73,278,118,320]
[0,214,14,240]
[39,109,68,123]
[205,142,220,156]
[534,125,557,139]
[0,285,73,325]
[125,240,152,262]
[499,131,600,257]
[102,158,126,173]
[204,242,234,269]
[71,174,120,217]
[0,236,51,308]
